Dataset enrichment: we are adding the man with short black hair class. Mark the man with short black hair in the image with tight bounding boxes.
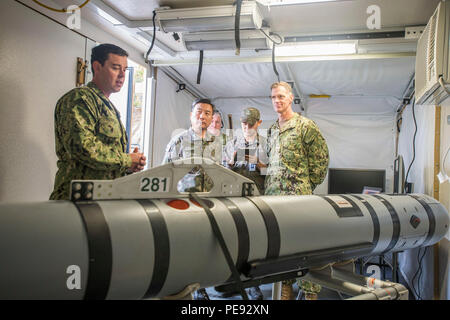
[162,98,223,192]
[50,43,146,200]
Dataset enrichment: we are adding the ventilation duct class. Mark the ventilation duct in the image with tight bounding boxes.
[183,29,271,51]
[155,2,263,33]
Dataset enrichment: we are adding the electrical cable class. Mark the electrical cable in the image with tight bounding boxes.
[32,0,90,13]
[196,50,204,84]
[417,247,427,300]
[234,0,243,55]
[272,44,280,82]
[144,10,157,66]
[410,248,422,299]
[404,98,417,193]
[259,29,283,82]
[411,246,427,300]
[259,29,283,45]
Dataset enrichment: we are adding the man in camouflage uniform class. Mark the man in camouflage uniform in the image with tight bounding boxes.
[208,109,231,166]
[162,98,223,193]
[265,82,329,300]
[224,107,268,194]
[50,44,146,200]
[162,98,223,300]
[222,107,268,300]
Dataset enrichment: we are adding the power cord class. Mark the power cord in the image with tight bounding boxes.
[411,246,427,300]
[144,10,157,66]
[260,29,283,82]
[404,98,417,193]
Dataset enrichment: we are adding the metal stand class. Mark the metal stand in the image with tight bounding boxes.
[303,261,408,300]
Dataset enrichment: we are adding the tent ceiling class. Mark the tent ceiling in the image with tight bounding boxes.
[172,57,415,99]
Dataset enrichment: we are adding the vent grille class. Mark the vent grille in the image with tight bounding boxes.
[427,11,438,81]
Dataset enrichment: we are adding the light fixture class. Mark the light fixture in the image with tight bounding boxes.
[155,2,263,33]
[96,7,122,25]
[276,41,357,56]
[183,29,271,51]
[267,0,340,5]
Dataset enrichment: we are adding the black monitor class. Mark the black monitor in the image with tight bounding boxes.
[328,168,386,194]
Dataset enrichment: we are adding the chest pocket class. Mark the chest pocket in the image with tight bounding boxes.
[97,117,122,143]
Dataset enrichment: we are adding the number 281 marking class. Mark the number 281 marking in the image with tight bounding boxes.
[140,177,169,192]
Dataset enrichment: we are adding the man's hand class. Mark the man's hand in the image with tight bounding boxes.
[227,151,237,166]
[129,147,146,173]
[245,154,267,171]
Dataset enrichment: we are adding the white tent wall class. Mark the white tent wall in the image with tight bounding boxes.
[306,96,397,195]
[0,0,146,202]
[151,70,196,166]
[397,101,450,300]
[212,97,277,131]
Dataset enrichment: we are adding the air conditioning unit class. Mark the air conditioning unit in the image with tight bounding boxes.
[183,29,271,51]
[155,2,263,33]
[415,0,450,105]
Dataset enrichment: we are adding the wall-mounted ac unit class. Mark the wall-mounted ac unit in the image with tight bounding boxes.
[155,2,263,33]
[415,0,450,105]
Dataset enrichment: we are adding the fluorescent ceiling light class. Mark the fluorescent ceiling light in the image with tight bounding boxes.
[156,2,262,33]
[96,8,122,25]
[276,42,357,56]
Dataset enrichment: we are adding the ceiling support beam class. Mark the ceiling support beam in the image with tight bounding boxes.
[153,52,416,66]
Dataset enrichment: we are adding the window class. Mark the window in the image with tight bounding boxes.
[110,59,148,154]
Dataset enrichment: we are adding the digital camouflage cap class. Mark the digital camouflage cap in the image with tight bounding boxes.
[240,107,260,126]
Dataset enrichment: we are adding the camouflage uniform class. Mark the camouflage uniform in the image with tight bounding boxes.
[50,82,131,200]
[162,128,224,192]
[265,112,329,296]
[224,133,268,194]
[265,112,329,195]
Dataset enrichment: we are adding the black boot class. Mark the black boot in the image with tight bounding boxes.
[193,288,210,300]
[247,286,264,300]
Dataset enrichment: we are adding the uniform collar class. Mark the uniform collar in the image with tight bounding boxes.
[277,112,300,133]
[87,81,121,118]
[237,132,259,146]
[87,81,109,100]
[188,128,216,142]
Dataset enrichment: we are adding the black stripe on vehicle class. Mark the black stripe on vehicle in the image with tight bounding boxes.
[321,195,364,218]
[246,197,280,259]
[409,195,436,246]
[74,202,113,300]
[137,199,170,299]
[351,195,380,251]
[373,195,401,253]
[217,198,250,278]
